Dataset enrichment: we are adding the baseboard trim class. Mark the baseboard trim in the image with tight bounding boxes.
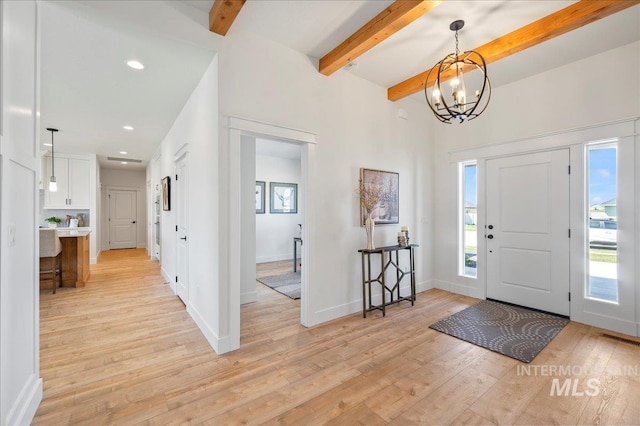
[434,279,484,299]
[187,303,238,354]
[241,291,257,305]
[572,311,639,337]
[4,375,42,426]
[160,267,175,293]
[308,279,434,327]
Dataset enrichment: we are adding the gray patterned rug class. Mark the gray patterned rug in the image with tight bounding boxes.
[429,300,569,363]
[257,272,301,300]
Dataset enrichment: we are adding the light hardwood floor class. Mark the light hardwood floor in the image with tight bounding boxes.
[34,250,640,424]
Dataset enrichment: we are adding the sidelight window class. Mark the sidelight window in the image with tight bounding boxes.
[587,143,618,302]
[460,162,477,278]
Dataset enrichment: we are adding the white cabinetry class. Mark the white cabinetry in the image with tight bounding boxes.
[43,155,90,208]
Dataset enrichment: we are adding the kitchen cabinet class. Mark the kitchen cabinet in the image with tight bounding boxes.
[43,155,90,209]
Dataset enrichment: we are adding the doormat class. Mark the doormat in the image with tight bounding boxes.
[429,300,569,363]
[257,272,300,300]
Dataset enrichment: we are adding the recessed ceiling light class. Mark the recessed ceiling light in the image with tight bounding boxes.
[121,162,128,165]
[120,151,128,155]
[123,125,134,131]
[43,143,52,146]
[126,60,144,70]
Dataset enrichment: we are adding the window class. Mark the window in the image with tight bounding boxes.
[587,144,618,302]
[460,162,477,278]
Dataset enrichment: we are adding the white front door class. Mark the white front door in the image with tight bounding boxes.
[486,149,570,316]
[176,157,189,304]
[108,190,137,249]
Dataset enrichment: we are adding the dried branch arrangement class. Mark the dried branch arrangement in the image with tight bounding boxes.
[358,174,394,216]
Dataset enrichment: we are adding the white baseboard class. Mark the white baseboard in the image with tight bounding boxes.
[572,311,638,337]
[241,291,257,305]
[161,267,175,293]
[434,279,484,299]
[187,303,238,354]
[307,279,434,327]
[5,374,42,426]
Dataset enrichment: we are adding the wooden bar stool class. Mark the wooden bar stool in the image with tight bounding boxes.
[39,228,62,294]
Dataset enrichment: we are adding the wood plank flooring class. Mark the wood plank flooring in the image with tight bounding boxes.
[34,250,640,425]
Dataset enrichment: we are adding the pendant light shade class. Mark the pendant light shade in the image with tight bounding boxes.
[47,128,59,192]
[425,20,491,124]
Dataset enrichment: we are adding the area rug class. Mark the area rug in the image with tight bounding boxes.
[257,272,301,300]
[429,300,569,363]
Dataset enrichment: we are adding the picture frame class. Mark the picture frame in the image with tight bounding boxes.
[360,168,399,225]
[162,176,171,211]
[270,182,297,214]
[256,181,266,214]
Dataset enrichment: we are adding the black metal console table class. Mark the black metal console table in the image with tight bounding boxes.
[358,244,418,317]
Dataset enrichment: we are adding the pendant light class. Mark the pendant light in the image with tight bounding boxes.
[46,128,59,192]
[425,20,491,124]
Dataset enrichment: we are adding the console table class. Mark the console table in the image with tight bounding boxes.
[358,244,417,317]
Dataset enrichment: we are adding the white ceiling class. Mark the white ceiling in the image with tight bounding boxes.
[40,1,640,170]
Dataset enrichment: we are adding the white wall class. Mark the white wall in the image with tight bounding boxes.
[217,30,434,338]
[0,1,43,424]
[151,56,221,351]
[100,167,148,250]
[256,154,302,263]
[432,41,640,335]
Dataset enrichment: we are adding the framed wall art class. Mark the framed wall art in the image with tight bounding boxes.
[360,168,399,225]
[162,176,171,211]
[256,181,266,214]
[270,182,297,214]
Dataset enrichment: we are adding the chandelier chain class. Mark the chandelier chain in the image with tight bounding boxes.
[455,30,460,57]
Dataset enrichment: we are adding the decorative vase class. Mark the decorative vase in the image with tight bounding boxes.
[365,212,375,250]
[47,222,57,228]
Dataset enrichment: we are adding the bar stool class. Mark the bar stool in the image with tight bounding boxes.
[39,228,62,294]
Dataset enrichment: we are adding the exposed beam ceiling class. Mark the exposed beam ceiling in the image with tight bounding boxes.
[388,0,640,101]
[209,0,246,36]
[319,0,443,76]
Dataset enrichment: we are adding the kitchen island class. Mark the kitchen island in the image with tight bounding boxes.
[58,229,91,287]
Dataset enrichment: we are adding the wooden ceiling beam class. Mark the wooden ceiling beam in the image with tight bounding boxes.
[319,0,443,76]
[209,0,246,36]
[388,0,640,101]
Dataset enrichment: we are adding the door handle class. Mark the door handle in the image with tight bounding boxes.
[488,225,494,230]
[180,236,187,241]
[487,234,494,239]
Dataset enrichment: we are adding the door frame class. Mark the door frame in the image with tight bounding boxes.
[225,116,316,354]
[174,145,189,304]
[449,118,637,335]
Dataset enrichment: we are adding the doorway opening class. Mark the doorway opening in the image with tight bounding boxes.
[253,139,303,312]
[227,116,315,353]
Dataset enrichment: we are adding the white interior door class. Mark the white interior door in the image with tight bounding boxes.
[176,157,189,304]
[486,149,570,316]
[108,190,137,249]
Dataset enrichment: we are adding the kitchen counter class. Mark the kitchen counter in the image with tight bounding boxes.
[58,229,91,238]
[59,230,91,287]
